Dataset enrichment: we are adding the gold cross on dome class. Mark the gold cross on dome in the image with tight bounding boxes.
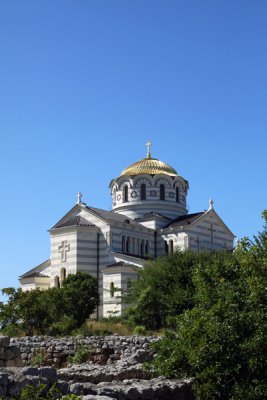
[146,140,152,158]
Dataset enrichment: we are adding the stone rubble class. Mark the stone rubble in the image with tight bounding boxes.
[0,336,193,399]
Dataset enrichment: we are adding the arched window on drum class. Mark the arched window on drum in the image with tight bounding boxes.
[176,187,179,203]
[160,184,165,200]
[123,186,128,202]
[141,184,146,200]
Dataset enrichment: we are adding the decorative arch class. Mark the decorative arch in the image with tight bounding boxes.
[154,174,173,188]
[133,174,154,187]
[117,176,133,190]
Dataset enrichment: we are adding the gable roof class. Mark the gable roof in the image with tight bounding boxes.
[19,259,51,279]
[164,212,204,228]
[54,215,95,229]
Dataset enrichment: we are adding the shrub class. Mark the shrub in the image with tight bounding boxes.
[126,250,201,330]
[30,349,48,367]
[133,325,147,335]
[68,342,94,365]
[2,382,82,399]
[150,213,267,399]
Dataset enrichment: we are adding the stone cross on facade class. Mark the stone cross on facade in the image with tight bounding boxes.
[146,140,152,158]
[207,222,216,246]
[195,237,202,253]
[58,240,70,262]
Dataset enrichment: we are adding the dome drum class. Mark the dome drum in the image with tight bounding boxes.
[110,146,189,220]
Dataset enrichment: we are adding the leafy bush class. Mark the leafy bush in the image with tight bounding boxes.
[133,325,147,335]
[50,316,76,337]
[68,342,94,365]
[126,250,204,330]
[150,212,267,399]
[0,323,24,337]
[0,382,81,399]
[30,349,48,367]
[0,272,99,336]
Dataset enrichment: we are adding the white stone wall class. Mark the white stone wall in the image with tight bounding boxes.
[50,230,78,287]
[102,267,138,318]
[161,211,234,254]
[186,211,234,251]
[111,225,154,258]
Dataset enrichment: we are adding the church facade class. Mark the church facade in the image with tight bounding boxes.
[19,143,235,318]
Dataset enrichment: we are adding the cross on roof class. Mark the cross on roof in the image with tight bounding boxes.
[58,240,70,262]
[146,140,152,158]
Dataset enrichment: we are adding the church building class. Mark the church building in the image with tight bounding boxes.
[19,143,235,318]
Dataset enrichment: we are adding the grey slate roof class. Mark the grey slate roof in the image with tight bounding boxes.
[86,206,140,226]
[22,272,50,278]
[134,212,171,222]
[113,251,149,260]
[104,261,132,268]
[54,216,95,229]
[20,259,51,279]
[164,212,204,228]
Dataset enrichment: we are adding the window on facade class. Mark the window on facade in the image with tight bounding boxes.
[122,236,125,252]
[165,241,168,254]
[60,268,66,282]
[126,237,130,253]
[54,276,60,288]
[160,184,165,200]
[110,282,115,298]
[176,187,179,203]
[141,184,146,200]
[169,240,174,254]
[124,186,128,202]
[145,240,149,255]
[140,241,144,256]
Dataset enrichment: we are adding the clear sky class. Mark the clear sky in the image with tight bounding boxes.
[0,1,266,294]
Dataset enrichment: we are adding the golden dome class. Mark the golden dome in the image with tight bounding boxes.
[120,157,178,177]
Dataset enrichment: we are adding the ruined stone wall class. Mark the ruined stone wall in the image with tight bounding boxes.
[11,335,158,368]
[0,336,23,368]
[0,336,194,399]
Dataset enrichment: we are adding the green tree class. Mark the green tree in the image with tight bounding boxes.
[126,250,201,329]
[151,212,267,399]
[61,272,99,327]
[0,272,99,336]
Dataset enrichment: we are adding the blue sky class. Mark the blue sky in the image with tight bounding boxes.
[0,1,266,294]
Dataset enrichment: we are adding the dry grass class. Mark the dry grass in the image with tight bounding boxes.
[86,320,134,336]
